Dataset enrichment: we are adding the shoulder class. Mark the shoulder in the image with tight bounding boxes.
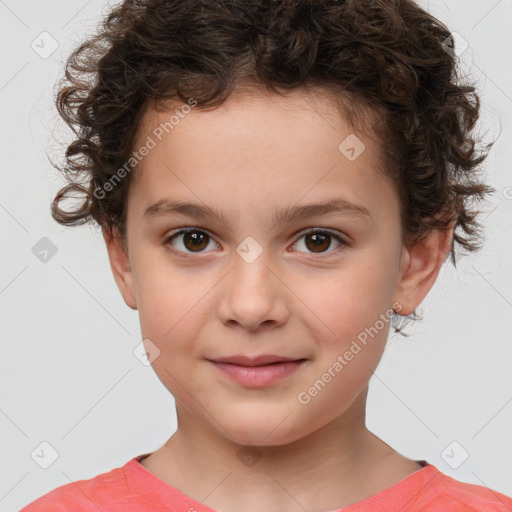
[413,466,512,511]
[18,461,129,511]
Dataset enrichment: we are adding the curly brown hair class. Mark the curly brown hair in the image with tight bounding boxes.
[51,0,494,271]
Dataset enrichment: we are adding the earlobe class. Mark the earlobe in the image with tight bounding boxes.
[394,221,454,315]
[102,226,138,310]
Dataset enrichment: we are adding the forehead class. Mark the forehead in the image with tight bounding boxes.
[126,88,396,227]
[135,86,380,154]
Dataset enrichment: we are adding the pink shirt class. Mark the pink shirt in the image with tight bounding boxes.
[19,454,512,511]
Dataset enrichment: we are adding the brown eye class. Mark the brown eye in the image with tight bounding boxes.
[165,229,217,254]
[293,229,347,257]
[182,231,209,252]
[304,232,331,253]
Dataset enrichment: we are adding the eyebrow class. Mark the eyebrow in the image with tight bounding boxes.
[142,198,372,225]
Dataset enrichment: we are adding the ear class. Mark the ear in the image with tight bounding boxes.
[102,226,137,310]
[393,217,455,315]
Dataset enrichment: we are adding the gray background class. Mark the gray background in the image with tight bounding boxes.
[1,1,511,510]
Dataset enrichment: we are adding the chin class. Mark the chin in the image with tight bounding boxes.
[216,414,309,448]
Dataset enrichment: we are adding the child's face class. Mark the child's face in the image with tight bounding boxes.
[105,88,436,446]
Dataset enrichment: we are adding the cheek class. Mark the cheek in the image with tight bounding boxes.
[134,258,213,352]
[295,259,395,340]
[291,267,394,429]
[135,267,210,395]
[291,258,396,397]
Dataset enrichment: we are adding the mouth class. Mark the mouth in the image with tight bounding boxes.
[206,356,309,387]
[208,354,307,366]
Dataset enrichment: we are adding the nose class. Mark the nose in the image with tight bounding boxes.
[217,251,289,332]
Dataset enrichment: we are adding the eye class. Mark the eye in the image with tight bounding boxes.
[164,228,219,255]
[291,229,348,258]
[163,227,349,258]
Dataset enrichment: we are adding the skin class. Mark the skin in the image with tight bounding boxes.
[104,87,454,512]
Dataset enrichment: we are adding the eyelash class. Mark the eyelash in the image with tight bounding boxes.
[163,227,350,259]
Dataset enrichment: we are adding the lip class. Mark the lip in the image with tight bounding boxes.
[207,356,308,387]
[210,354,304,366]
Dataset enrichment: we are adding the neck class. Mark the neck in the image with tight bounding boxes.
[145,386,418,512]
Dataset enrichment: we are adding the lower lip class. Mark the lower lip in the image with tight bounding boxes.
[209,360,307,387]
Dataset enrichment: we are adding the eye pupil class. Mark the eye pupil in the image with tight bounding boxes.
[306,233,330,252]
[184,232,209,251]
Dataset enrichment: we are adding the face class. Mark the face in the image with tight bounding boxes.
[105,88,447,447]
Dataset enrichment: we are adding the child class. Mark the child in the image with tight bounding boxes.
[20,0,512,510]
